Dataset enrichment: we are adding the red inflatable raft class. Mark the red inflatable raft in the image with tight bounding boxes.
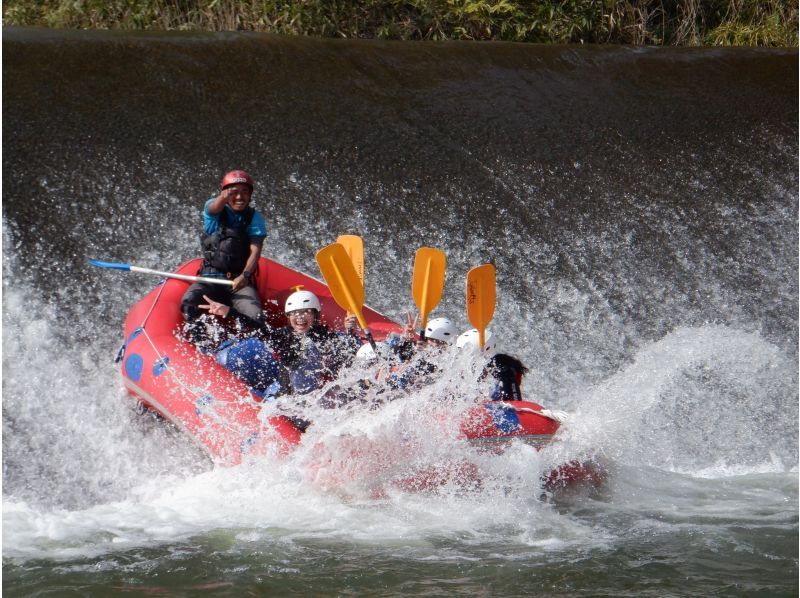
[119,257,603,490]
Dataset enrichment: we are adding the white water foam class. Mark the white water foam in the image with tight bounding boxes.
[552,325,798,475]
[3,228,796,563]
[2,444,601,562]
[1,273,210,510]
[1,321,599,561]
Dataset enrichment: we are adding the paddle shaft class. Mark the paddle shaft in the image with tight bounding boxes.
[418,259,433,340]
[475,282,486,349]
[131,266,235,287]
[89,259,234,286]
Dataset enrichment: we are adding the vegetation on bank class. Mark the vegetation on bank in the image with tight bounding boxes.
[3,0,797,47]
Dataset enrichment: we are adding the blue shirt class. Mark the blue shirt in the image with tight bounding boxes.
[203,197,267,240]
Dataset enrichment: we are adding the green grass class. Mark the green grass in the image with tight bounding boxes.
[3,0,797,46]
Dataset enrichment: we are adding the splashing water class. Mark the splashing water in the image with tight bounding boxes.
[555,325,798,473]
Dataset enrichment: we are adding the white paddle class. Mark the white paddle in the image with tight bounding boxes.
[88,259,234,286]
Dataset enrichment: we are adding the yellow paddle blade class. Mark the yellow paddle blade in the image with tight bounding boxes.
[315,242,368,331]
[336,235,365,285]
[412,247,446,331]
[466,264,496,349]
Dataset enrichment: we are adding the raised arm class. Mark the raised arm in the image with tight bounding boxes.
[206,188,231,215]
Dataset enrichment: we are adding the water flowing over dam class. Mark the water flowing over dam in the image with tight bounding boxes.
[3,27,797,595]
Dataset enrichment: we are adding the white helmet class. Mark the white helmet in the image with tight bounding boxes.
[424,317,458,343]
[355,342,377,362]
[456,328,496,355]
[285,288,321,313]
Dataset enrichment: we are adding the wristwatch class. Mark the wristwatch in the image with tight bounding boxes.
[242,270,252,280]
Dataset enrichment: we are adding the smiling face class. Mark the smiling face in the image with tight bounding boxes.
[224,183,252,212]
[287,308,317,335]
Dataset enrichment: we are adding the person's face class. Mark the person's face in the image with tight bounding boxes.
[287,309,316,334]
[225,183,252,212]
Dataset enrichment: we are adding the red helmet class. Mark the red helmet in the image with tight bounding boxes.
[221,170,254,190]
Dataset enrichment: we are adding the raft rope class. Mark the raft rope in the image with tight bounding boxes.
[116,281,167,364]
[497,402,567,423]
[138,279,167,329]
[128,280,258,440]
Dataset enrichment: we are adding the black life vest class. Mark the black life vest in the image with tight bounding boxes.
[200,207,255,277]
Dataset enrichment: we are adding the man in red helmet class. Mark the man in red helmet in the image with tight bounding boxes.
[180,170,267,334]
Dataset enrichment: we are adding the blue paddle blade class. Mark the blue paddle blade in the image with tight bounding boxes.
[88,259,131,271]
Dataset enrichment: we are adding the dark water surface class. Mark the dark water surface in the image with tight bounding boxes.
[3,28,798,596]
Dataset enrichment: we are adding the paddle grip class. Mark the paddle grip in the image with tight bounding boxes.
[365,330,377,351]
[88,259,130,271]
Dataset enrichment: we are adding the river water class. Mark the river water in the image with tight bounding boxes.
[2,28,798,595]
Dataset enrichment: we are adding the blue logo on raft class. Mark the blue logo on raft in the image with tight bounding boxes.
[124,353,144,382]
[153,357,170,377]
[195,394,213,416]
[127,327,144,344]
[485,402,521,434]
[240,431,259,454]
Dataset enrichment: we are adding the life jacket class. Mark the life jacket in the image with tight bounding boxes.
[288,336,328,395]
[267,325,354,395]
[200,207,255,277]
